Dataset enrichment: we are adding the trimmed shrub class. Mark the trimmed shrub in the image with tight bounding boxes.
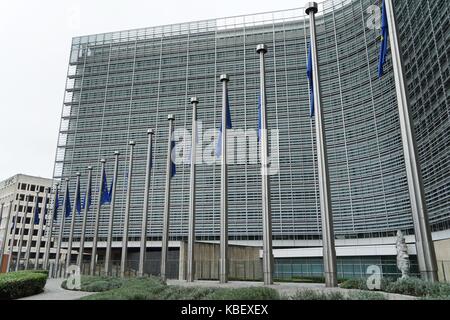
[347,291,386,300]
[340,276,450,299]
[289,289,386,300]
[81,276,167,300]
[81,276,279,300]
[61,275,124,292]
[384,277,450,298]
[385,277,432,297]
[206,287,280,300]
[0,271,48,300]
[289,289,345,300]
[153,286,214,300]
[340,277,392,291]
[340,278,367,290]
[15,270,49,277]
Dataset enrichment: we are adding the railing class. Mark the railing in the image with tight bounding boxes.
[47,259,179,279]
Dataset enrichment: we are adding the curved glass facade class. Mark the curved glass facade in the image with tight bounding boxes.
[53,0,449,242]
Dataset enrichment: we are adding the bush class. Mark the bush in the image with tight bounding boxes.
[340,276,450,299]
[289,289,346,300]
[15,270,49,277]
[81,276,280,300]
[81,276,167,300]
[384,277,450,298]
[0,271,48,300]
[288,289,386,300]
[385,277,432,297]
[206,287,280,300]
[340,277,392,291]
[347,291,386,300]
[340,278,367,290]
[61,275,125,292]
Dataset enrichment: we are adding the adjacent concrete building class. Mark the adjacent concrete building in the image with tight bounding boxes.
[0,174,52,271]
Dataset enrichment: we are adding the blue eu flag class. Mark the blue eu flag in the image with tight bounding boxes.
[11,216,16,232]
[171,140,176,178]
[149,142,154,169]
[75,182,82,215]
[108,179,113,202]
[378,0,389,78]
[53,188,59,221]
[216,95,232,158]
[307,42,314,117]
[65,189,72,218]
[43,204,47,226]
[100,167,110,205]
[33,202,40,225]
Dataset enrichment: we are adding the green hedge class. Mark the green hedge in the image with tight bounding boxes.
[79,276,280,300]
[340,277,450,299]
[62,276,124,292]
[0,271,48,300]
[288,289,386,300]
[340,277,392,291]
[15,270,49,277]
[206,287,280,300]
[386,278,450,298]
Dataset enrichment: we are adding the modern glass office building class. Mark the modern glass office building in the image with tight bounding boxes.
[52,0,449,275]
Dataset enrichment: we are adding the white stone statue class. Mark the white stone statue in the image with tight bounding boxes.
[396,230,410,279]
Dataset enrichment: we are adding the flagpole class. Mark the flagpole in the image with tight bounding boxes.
[105,152,119,275]
[43,183,58,271]
[16,195,30,271]
[139,131,154,277]
[161,114,175,281]
[6,201,15,273]
[219,74,229,284]
[34,187,49,270]
[24,191,40,269]
[306,2,337,287]
[91,159,106,276]
[66,172,80,271]
[0,201,12,271]
[384,0,438,282]
[55,179,69,277]
[78,167,92,270]
[256,44,274,285]
[187,97,199,282]
[120,141,135,278]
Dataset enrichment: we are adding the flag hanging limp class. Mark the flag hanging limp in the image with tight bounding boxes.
[171,139,176,178]
[65,188,72,218]
[307,42,314,118]
[216,96,232,158]
[100,167,111,205]
[378,0,389,78]
[53,188,59,221]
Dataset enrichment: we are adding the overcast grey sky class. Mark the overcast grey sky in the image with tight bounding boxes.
[0,0,308,181]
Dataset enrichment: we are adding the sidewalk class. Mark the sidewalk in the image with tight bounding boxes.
[19,278,93,300]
